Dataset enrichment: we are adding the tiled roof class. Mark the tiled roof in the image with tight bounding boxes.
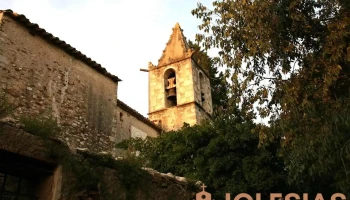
[0,9,121,83]
[117,99,162,133]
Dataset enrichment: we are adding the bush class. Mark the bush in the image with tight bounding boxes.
[20,113,60,139]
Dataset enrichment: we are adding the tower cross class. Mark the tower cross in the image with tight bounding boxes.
[201,183,207,191]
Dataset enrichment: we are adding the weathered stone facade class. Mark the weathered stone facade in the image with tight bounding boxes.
[0,11,121,153]
[116,99,160,140]
[115,99,161,154]
[0,10,161,154]
[148,23,213,131]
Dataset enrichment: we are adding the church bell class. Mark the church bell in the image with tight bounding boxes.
[166,76,177,101]
[167,88,177,100]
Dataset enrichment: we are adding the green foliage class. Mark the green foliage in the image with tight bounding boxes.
[188,40,231,116]
[191,0,350,195]
[117,1,350,197]
[273,98,350,195]
[20,113,60,139]
[117,117,287,199]
[17,112,146,197]
[192,0,350,120]
[79,151,149,197]
[47,141,150,199]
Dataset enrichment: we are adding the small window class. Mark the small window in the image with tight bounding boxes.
[199,72,205,103]
[120,112,123,122]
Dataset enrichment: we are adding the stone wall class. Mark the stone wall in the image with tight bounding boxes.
[115,99,161,155]
[191,60,213,116]
[0,122,195,200]
[0,10,199,199]
[149,103,197,132]
[195,105,211,126]
[148,59,195,112]
[0,122,62,200]
[148,58,212,131]
[0,12,119,153]
[148,59,197,131]
[116,100,160,138]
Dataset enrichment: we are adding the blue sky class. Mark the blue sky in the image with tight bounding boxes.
[0,0,215,117]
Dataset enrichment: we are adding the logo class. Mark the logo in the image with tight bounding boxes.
[194,184,213,200]
[193,184,347,200]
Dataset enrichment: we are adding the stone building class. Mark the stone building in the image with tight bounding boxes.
[0,9,161,155]
[116,99,161,140]
[0,10,213,150]
[0,9,208,199]
[147,23,213,131]
[0,9,193,200]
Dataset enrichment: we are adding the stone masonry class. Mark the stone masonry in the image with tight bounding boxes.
[0,9,200,200]
[148,23,213,132]
[0,10,121,153]
[0,9,203,199]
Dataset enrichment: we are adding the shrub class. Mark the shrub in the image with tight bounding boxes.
[20,113,60,139]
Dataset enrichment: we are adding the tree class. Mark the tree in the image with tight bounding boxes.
[192,0,350,119]
[117,117,288,200]
[188,39,231,116]
[192,0,350,194]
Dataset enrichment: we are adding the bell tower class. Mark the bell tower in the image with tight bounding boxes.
[147,23,213,132]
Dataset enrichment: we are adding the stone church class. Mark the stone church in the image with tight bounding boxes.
[0,9,212,199]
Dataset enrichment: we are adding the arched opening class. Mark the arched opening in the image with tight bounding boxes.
[199,72,205,103]
[164,69,177,108]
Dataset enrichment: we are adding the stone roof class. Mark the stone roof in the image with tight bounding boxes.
[117,99,162,133]
[0,9,121,83]
[157,23,194,67]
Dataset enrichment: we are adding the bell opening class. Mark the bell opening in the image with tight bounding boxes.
[164,69,178,108]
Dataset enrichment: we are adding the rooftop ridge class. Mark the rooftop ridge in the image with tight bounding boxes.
[156,22,194,67]
[117,99,162,133]
[0,9,121,83]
